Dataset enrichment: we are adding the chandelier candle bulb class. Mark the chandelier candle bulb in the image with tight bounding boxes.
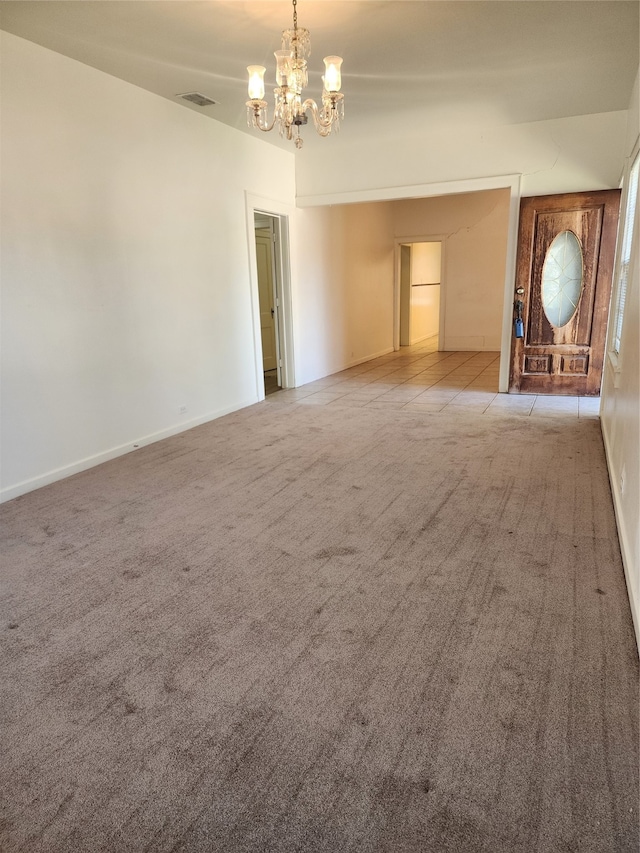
[323,57,343,92]
[247,66,266,101]
[274,51,292,87]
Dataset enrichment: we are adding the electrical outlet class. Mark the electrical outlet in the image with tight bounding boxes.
[620,465,626,495]
[179,405,187,415]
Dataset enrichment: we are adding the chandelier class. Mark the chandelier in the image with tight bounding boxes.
[246,0,344,149]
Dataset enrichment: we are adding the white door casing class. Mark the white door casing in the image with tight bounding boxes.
[245,193,296,400]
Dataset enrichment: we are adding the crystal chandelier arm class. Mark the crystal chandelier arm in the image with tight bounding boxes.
[302,99,328,129]
[304,103,333,136]
[302,97,343,132]
[247,100,278,133]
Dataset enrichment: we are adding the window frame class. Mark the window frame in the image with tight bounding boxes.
[609,143,640,371]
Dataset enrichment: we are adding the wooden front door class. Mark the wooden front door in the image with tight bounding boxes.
[509,190,620,395]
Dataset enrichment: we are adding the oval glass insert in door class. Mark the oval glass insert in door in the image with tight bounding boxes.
[541,230,584,327]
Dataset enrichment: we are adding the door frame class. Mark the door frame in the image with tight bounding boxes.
[394,236,446,351]
[245,193,296,401]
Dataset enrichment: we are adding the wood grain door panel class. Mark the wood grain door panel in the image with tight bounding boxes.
[509,190,620,396]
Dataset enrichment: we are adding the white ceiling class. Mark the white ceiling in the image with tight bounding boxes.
[1,0,638,151]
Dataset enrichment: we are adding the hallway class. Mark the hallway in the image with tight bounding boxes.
[270,339,600,418]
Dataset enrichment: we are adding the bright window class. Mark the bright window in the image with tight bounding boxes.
[612,150,639,354]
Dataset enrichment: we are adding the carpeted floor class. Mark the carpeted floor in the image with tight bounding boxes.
[1,400,638,852]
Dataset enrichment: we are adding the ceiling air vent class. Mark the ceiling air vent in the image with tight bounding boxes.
[177,92,217,107]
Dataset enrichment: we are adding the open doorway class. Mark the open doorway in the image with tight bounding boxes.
[399,241,442,348]
[303,176,520,391]
[246,195,295,401]
[252,210,293,397]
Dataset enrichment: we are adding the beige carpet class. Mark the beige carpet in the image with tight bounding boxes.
[1,401,638,852]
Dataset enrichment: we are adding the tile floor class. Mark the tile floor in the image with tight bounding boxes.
[266,338,600,419]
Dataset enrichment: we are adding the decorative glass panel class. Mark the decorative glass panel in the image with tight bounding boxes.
[541,230,583,328]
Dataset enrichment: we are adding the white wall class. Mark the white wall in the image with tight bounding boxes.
[294,203,395,385]
[600,69,640,648]
[0,33,295,500]
[297,111,628,201]
[290,206,341,385]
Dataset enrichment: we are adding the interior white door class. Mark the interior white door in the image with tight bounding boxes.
[255,229,277,372]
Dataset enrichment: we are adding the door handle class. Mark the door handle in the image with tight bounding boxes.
[271,308,275,318]
[514,299,524,338]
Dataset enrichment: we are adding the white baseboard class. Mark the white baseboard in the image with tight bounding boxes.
[601,421,640,654]
[0,398,258,504]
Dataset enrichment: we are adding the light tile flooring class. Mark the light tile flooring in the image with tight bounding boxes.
[267,338,600,419]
